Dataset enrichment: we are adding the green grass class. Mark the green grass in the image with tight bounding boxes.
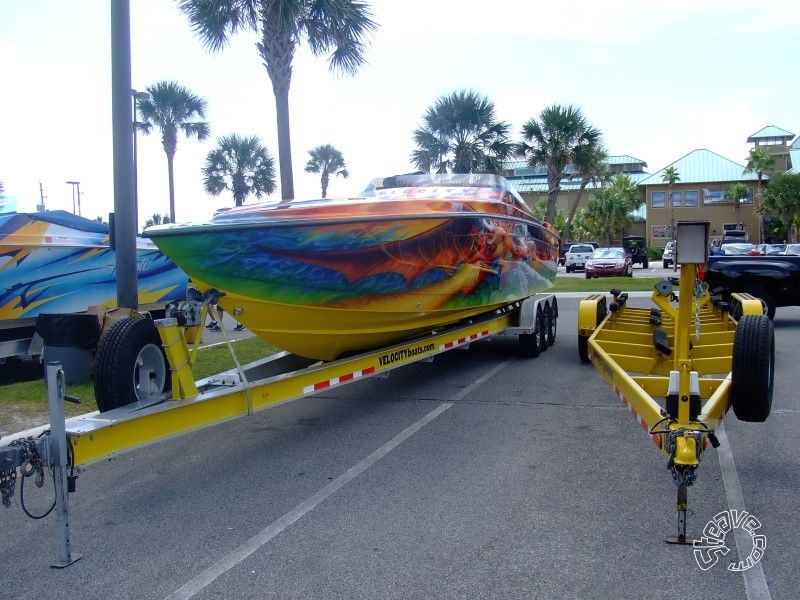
[550,276,661,293]
[0,336,278,434]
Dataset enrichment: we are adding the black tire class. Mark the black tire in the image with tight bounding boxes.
[93,317,171,412]
[546,299,557,346]
[519,332,541,358]
[663,260,669,269]
[520,306,545,358]
[730,315,774,422]
[643,258,649,269]
[538,306,549,352]
[566,265,572,273]
[585,273,591,279]
[578,335,590,363]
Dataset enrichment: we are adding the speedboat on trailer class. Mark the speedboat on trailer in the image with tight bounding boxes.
[145,173,560,360]
[0,210,188,360]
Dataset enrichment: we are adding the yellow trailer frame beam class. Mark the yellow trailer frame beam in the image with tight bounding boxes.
[66,309,517,466]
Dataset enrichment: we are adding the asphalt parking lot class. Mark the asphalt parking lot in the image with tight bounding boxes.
[1,296,797,599]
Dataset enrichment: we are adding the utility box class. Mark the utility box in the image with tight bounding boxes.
[35,314,102,384]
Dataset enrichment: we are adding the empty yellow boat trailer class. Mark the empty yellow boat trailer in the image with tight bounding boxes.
[577,222,773,543]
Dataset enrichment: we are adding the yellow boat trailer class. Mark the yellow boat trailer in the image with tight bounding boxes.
[577,222,774,543]
[0,292,558,566]
[67,296,557,466]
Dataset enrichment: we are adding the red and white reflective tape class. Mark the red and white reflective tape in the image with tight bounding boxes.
[439,330,490,351]
[304,367,376,394]
[615,387,662,448]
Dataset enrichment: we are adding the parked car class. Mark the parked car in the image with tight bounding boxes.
[585,247,633,278]
[782,243,800,255]
[564,243,596,272]
[559,243,574,266]
[559,241,598,266]
[709,234,750,255]
[662,240,676,268]
[719,243,758,256]
[755,243,786,255]
[621,235,649,268]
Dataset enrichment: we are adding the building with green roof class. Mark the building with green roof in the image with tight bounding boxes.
[506,124,796,247]
[639,149,762,244]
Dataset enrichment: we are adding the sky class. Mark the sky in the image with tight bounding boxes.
[1,1,798,229]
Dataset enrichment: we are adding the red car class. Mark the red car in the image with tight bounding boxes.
[585,247,633,278]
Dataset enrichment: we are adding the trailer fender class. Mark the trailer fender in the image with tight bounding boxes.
[577,294,607,363]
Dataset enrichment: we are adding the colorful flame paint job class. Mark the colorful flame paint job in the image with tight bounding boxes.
[0,210,188,331]
[146,174,560,360]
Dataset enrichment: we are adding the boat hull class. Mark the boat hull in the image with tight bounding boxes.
[149,176,559,360]
[0,211,188,343]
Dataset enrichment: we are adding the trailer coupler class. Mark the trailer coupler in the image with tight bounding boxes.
[0,363,82,566]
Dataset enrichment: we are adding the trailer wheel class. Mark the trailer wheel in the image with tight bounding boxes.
[730,315,774,422]
[546,298,558,346]
[519,306,544,358]
[538,305,549,352]
[93,317,171,412]
[519,332,541,358]
[578,335,590,363]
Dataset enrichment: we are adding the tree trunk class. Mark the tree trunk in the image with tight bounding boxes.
[321,171,329,198]
[563,178,589,239]
[545,171,560,225]
[167,152,176,223]
[274,89,294,202]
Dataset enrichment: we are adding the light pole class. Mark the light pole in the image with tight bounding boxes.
[131,88,150,230]
[66,181,81,215]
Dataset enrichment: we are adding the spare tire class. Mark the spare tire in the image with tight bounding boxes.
[93,317,171,412]
[730,315,774,422]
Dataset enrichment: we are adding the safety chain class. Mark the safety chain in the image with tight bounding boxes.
[0,437,46,509]
[693,278,708,341]
[664,430,700,487]
[0,465,16,508]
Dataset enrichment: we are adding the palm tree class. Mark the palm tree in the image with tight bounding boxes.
[144,212,171,228]
[304,144,349,198]
[660,165,680,240]
[137,81,210,223]
[411,90,513,174]
[517,104,602,225]
[762,173,800,242]
[725,182,750,230]
[744,147,776,242]
[562,144,608,241]
[202,134,277,206]
[584,174,640,245]
[178,0,377,202]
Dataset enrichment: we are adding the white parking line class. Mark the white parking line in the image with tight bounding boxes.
[165,361,511,600]
[716,422,772,600]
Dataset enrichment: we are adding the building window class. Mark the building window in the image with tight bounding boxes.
[702,189,726,205]
[670,190,682,207]
[684,190,698,207]
[652,191,665,208]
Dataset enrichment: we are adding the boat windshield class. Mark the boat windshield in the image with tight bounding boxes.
[359,173,527,210]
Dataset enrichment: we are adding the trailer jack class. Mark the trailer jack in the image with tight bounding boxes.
[0,363,82,567]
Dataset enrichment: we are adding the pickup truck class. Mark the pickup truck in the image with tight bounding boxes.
[703,254,800,319]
